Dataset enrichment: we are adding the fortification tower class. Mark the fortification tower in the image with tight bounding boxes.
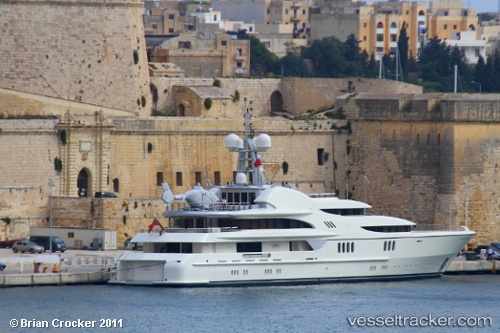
[0,0,151,115]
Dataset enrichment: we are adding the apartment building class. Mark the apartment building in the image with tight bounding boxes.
[310,0,480,60]
[148,31,250,77]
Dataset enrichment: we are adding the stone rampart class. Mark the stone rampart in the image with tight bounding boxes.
[0,0,151,115]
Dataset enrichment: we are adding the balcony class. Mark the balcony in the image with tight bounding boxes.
[234,53,247,61]
[234,67,247,75]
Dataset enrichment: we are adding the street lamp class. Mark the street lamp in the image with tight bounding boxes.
[471,81,481,93]
[464,188,469,229]
[48,178,55,253]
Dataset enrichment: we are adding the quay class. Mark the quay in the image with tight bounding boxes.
[0,270,110,287]
[0,248,113,287]
[445,257,498,275]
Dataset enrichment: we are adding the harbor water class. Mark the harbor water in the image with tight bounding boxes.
[1,275,498,333]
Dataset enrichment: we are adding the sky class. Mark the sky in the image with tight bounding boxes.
[424,0,498,13]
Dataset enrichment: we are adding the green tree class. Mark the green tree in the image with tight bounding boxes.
[274,53,309,77]
[301,36,346,77]
[397,22,409,81]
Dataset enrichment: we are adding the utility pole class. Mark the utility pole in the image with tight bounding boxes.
[49,178,55,253]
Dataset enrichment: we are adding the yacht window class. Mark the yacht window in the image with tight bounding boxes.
[321,208,364,216]
[237,242,262,253]
[169,217,313,230]
[363,226,411,233]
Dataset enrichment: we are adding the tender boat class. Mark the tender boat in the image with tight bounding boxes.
[109,104,475,286]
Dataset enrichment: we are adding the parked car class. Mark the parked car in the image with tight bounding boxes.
[12,240,44,254]
[30,235,67,253]
[0,239,20,248]
[94,192,117,198]
[487,243,500,260]
[0,262,6,271]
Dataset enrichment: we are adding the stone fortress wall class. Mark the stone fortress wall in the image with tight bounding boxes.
[0,0,498,246]
[337,93,500,244]
[0,0,151,116]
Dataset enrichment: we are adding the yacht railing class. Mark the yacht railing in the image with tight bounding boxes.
[165,202,257,212]
[142,227,240,234]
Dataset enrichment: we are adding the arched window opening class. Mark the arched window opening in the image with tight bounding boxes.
[113,178,120,192]
[270,91,283,112]
[77,169,89,197]
[178,103,185,116]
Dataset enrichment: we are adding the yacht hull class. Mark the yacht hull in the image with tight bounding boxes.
[109,232,473,287]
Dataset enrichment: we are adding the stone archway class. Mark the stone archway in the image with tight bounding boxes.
[178,103,185,116]
[77,169,90,197]
[270,91,283,112]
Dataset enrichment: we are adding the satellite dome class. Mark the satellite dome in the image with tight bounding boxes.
[255,134,271,152]
[235,173,247,185]
[225,134,240,151]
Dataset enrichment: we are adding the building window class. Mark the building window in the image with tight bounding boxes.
[68,233,74,238]
[157,172,163,186]
[249,26,253,32]
[364,22,367,28]
[416,134,420,145]
[377,22,383,28]
[453,24,457,30]
[427,134,430,145]
[176,172,183,186]
[267,9,270,14]
[237,61,242,67]
[168,28,174,33]
[285,9,288,14]
[437,134,441,146]
[169,14,174,20]
[179,41,192,49]
[377,34,384,42]
[475,49,480,57]
[214,14,217,21]
[113,178,119,192]
[302,9,306,15]
[317,148,324,165]
[152,23,157,29]
[195,172,202,185]
[237,48,242,56]
[391,34,397,42]
[444,24,447,30]
[221,40,227,46]
[214,171,221,185]
[363,36,367,41]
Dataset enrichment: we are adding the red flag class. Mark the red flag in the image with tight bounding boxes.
[148,218,161,233]
[254,158,262,168]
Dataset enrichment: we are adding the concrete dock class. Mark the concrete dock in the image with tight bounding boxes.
[0,248,114,287]
[445,257,498,275]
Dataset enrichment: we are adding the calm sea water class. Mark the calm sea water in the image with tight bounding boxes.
[1,275,498,333]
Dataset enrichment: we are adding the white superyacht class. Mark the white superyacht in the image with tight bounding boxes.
[109,107,474,286]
